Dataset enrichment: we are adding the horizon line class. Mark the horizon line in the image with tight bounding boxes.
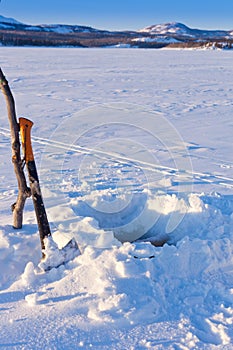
[1,13,232,32]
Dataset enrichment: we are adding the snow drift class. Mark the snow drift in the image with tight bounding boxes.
[0,48,233,349]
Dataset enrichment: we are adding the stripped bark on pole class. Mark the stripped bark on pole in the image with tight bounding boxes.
[19,117,51,250]
[0,68,30,228]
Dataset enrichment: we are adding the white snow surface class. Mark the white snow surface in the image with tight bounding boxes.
[132,37,181,43]
[0,48,233,349]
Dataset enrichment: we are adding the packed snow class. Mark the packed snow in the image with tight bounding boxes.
[0,48,233,349]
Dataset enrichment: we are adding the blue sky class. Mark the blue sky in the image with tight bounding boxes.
[1,0,233,30]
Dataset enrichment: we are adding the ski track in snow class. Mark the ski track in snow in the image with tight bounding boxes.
[0,48,233,349]
[1,127,233,191]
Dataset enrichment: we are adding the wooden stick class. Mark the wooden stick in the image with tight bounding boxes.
[19,117,51,250]
[0,68,30,228]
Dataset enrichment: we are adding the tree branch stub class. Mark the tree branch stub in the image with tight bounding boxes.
[0,68,30,228]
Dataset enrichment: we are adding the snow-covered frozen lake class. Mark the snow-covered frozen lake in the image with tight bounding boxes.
[0,47,233,349]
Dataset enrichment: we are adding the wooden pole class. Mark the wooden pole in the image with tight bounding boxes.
[19,117,51,250]
[0,68,30,228]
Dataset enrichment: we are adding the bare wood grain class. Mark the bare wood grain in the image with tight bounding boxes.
[0,68,30,228]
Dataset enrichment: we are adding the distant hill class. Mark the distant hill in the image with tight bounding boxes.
[138,22,233,40]
[0,14,22,26]
[0,15,232,49]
